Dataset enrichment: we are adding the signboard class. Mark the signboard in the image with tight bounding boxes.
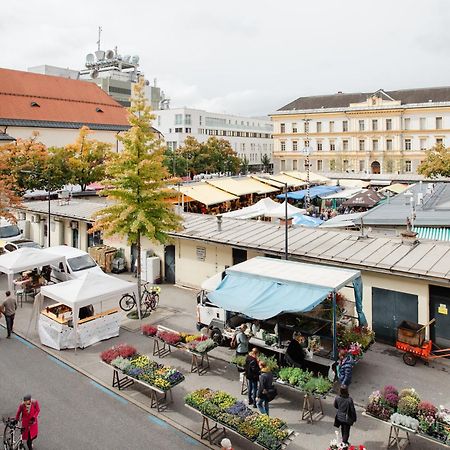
[196,246,206,261]
[438,304,448,315]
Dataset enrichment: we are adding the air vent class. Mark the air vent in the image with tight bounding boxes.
[30,101,40,107]
[96,107,104,113]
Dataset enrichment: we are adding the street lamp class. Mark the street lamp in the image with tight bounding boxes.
[302,118,312,209]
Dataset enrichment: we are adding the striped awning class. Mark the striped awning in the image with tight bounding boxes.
[413,227,450,242]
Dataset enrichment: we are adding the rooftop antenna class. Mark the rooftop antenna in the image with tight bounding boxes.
[97,26,102,51]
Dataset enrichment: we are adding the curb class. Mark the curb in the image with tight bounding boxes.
[2,324,213,449]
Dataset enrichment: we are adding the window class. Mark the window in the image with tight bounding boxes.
[386,118,392,130]
[280,160,286,171]
[304,140,310,148]
[330,141,336,151]
[292,123,297,133]
[317,160,323,171]
[293,141,298,152]
[280,123,285,133]
[436,138,444,146]
[405,139,412,150]
[343,140,349,151]
[405,160,412,173]
[404,118,410,130]
[359,160,365,172]
[358,120,365,131]
[420,138,427,150]
[372,119,378,131]
[185,128,191,133]
[436,117,443,129]
[419,117,426,130]
[185,114,192,125]
[342,120,348,132]
[330,160,336,171]
[293,160,298,170]
[175,114,182,125]
[316,122,322,133]
[280,141,286,151]
[304,121,309,133]
[329,121,334,132]
[372,139,379,151]
[386,139,393,151]
[343,160,349,171]
[359,140,365,151]
[317,142,323,151]
[199,116,202,125]
[175,127,183,133]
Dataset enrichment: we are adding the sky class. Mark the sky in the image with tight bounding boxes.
[1,0,449,117]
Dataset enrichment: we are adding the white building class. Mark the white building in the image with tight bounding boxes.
[154,108,273,171]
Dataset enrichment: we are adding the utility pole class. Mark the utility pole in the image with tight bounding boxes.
[302,118,311,208]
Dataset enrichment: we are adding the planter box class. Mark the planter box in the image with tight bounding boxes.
[397,320,425,346]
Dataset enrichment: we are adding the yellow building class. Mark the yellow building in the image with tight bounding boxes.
[271,87,450,175]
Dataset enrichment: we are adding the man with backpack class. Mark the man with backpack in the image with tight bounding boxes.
[256,360,277,415]
[244,348,260,408]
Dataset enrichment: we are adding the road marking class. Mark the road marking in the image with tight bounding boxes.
[13,334,34,349]
[147,416,199,446]
[47,355,76,373]
[90,381,128,405]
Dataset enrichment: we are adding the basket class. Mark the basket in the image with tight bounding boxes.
[397,320,425,347]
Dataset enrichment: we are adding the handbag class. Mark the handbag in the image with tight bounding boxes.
[265,386,278,402]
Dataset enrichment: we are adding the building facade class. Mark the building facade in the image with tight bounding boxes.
[154,108,273,171]
[271,87,450,175]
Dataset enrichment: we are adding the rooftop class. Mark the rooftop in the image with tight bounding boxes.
[170,213,450,283]
[277,86,450,112]
[0,67,129,130]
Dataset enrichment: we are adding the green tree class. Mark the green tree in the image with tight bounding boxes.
[240,156,249,174]
[261,153,271,173]
[92,78,182,308]
[0,146,22,222]
[66,126,112,190]
[418,143,450,177]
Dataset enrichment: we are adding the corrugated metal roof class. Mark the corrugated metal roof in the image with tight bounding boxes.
[170,213,450,282]
[413,227,450,242]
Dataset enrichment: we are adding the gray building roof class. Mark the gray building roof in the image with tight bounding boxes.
[277,86,450,112]
[363,183,450,227]
[0,118,129,132]
[169,213,450,283]
[0,132,15,141]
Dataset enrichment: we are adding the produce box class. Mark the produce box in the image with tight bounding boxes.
[397,320,425,347]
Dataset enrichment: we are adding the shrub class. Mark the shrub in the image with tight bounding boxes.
[417,401,438,419]
[399,388,420,402]
[397,395,420,417]
[383,392,400,409]
[141,324,158,336]
[383,385,398,397]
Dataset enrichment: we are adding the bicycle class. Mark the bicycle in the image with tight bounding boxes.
[2,417,25,450]
[119,283,160,315]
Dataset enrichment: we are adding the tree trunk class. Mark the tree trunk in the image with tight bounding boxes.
[136,231,142,315]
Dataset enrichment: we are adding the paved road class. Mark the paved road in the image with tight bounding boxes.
[0,332,205,450]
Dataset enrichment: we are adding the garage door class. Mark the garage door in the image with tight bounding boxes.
[429,285,450,348]
[372,287,418,345]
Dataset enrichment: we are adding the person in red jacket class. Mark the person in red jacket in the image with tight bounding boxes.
[16,395,40,450]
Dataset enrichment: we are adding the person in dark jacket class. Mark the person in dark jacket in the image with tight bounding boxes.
[337,349,354,387]
[256,361,274,415]
[334,385,357,447]
[244,348,260,407]
[285,332,306,368]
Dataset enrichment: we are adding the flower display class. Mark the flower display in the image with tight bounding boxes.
[185,389,288,446]
[141,324,158,336]
[337,324,375,350]
[277,367,332,395]
[397,395,420,417]
[187,338,215,353]
[157,330,181,345]
[390,412,419,431]
[100,343,137,363]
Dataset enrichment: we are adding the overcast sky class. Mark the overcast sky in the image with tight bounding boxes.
[2,0,449,117]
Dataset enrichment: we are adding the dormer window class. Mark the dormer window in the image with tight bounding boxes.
[96,107,104,113]
[30,101,40,107]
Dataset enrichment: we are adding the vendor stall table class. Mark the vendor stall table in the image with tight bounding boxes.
[103,362,181,412]
[185,404,296,449]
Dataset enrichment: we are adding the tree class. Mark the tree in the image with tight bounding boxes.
[240,156,249,174]
[261,153,271,173]
[418,144,450,178]
[92,78,182,310]
[0,149,22,222]
[66,126,112,191]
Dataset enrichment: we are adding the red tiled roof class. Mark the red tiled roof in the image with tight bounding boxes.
[0,67,129,127]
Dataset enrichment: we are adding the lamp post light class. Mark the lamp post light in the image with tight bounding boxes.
[302,118,312,209]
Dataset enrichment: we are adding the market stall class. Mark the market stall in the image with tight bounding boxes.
[37,272,136,350]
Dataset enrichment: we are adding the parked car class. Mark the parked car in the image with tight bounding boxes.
[0,239,42,252]
[0,218,23,242]
[45,245,104,281]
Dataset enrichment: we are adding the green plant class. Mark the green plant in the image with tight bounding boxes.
[258,354,279,372]
[399,388,420,401]
[314,375,332,395]
[231,355,247,367]
[397,396,420,417]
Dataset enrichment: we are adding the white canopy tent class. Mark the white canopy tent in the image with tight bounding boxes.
[268,201,306,219]
[222,198,306,220]
[0,247,65,291]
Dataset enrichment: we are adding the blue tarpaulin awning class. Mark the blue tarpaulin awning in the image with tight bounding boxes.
[277,185,342,201]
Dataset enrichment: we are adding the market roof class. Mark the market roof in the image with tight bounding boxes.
[320,188,364,200]
[206,177,277,196]
[250,175,286,189]
[342,189,386,208]
[276,86,450,112]
[0,247,64,275]
[0,67,129,130]
[278,185,342,201]
[178,183,238,206]
[170,213,450,282]
[363,183,450,226]
[319,212,367,228]
[258,174,306,188]
[380,183,410,195]
[282,171,330,184]
[333,179,370,189]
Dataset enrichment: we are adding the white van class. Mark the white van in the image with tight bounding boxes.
[0,218,23,242]
[44,245,104,281]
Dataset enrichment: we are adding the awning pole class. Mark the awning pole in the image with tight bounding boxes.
[332,291,337,361]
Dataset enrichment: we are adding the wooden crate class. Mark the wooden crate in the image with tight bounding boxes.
[397,320,425,347]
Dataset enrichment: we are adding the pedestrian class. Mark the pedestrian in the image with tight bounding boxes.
[334,385,357,448]
[285,331,306,368]
[337,349,354,387]
[234,324,249,356]
[16,395,40,450]
[256,360,276,415]
[1,291,17,338]
[220,437,233,450]
[244,347,260,407]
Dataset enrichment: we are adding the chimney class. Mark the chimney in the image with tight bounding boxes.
[401,230,418,245]
[216,214,223,232]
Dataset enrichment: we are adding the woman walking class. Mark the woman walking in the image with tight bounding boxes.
[16,395,40,450]
[244,347,260,407]
[334,386,357,448]
[256,360,276,415]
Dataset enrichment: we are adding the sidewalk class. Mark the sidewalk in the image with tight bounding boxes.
[2,277,449,450]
